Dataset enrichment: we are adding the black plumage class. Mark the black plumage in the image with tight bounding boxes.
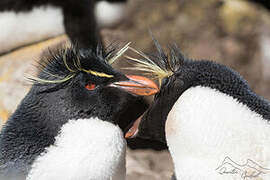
[0,45,149,179]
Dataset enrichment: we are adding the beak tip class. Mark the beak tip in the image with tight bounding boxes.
[124,113,143,139]
[125,75,159,96]
[125,133,131,139]
[125,129,138,139]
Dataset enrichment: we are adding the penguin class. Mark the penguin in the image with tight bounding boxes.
[0,44,159,180]
[0,0,128,54]
[125,40,270,180]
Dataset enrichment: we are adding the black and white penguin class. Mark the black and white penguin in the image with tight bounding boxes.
[0,0,128,54]
[126,41,270,180]
[0,44,159,180]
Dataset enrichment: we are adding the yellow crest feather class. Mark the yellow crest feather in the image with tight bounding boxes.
[124,47,173,86]
[107,42,131,65]
[82,69,114,78]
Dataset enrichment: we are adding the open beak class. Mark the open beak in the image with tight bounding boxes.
[109,75,159,96]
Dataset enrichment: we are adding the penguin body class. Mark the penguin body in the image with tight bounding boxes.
[0,45,157,179]
[0,0,128,54]
[129,43,270,180]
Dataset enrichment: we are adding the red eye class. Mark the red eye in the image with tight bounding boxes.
[85,83,96,90]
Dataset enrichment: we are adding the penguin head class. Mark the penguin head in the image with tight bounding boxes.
[29,44,159,134]
[125,40,250,143]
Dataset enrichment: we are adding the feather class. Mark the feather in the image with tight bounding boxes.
[107,42,131,65]
[28,43,129,85]
[124,40,184,86]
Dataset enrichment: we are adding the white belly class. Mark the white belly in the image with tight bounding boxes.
[95,1,127,28]
[166,86,270,180]
[0,6,65,54]
[27,118,126,180]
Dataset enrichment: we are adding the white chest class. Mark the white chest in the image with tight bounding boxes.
[166,86,270,180]
[0,6,65,54]
[27,118,126,180]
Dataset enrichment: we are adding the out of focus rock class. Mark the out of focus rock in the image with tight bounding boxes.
[220,0,259,34]
[0,35,67,124]
[126,149,173,180]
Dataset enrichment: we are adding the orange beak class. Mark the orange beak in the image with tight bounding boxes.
[125,113,143,138]
[109,75,159,96]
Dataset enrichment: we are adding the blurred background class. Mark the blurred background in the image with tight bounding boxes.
[1,0,270,179]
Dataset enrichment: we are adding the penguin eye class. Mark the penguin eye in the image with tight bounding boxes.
[85,83,96,90]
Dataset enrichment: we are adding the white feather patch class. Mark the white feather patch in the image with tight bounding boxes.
[26,118,126,180]
[166,86,270,180]
[95,1,127,28]
[0,6,64,54]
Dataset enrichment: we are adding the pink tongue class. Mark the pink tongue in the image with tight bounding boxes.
[125,114,143,138]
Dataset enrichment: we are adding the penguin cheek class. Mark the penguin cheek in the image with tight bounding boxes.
[99,87,127,106]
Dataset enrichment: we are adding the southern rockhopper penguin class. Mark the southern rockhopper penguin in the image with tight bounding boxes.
[126,41,270,180]
[0,0,128,54]
[0,44,159,180]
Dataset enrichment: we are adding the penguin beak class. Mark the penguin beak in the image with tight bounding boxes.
[125,113,143,138]
[109,75,159,96]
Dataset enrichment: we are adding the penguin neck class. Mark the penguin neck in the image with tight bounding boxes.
[165,86,270,179]
[27,118,126,180]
